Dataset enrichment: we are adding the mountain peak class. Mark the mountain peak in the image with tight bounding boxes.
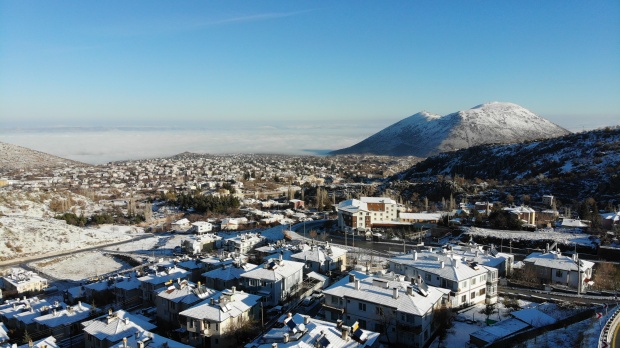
[330,102,570,157]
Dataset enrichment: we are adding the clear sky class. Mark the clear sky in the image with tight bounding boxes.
[1,0,619,131]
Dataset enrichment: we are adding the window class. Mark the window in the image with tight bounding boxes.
[358,319,367,329]
[376,306,383,316]
[479,288,485,296]
[471,291,476,299]
[359,302,367,311]
[425,273,431,281]
[331,296,339,305]
[461,295,466,303]
[556,270,563,277]
[472,278,476,285]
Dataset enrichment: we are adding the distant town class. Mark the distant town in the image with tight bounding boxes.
[1,152,619,348]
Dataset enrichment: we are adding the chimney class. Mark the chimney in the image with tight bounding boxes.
[413,251,418,260]
[392,287,399,299]
[440,261,445,268]
[272,344,278,348]
[210,298,215,305]
[407,285,414,296]
[109,308,113,316]
[122,337,127,348]
[279,253,283,261]
[354,279,361,290]
[452,257,457,267]
[232,286,236,293]
[337,319,343,328]
[135,331,140,340]
[304,315,310,324]
[349,274,356,282]
[341,326,350,341]
[197,281,201,287]
[283,333,290,343]
[28,341,33,348]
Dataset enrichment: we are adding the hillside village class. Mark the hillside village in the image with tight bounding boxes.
[1,150,620,348]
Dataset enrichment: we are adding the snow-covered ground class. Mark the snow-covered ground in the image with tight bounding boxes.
[429,298,608,348]
[29,251,134,281]
[0,191,143,263]
[464,226,597,248]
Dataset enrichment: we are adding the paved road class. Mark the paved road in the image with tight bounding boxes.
[499,286,617,305]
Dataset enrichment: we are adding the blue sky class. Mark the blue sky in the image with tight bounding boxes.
[1,0,619,131]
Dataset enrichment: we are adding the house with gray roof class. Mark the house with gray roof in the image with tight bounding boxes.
[154,280,217,326]
[244,312,380,348]
[82,309,157,348]
[322,271,450,348]
[203,261,258,291]
[179,288,261,348]
[290,242,347,275]
[388,249,499,307]
[522,251,594,291]
[138,267,190,305]
[33,301,94,340]
[239,255,304,306]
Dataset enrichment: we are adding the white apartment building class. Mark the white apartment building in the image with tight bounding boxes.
[336,197,399,233]
[389,250,499,306]
[322,271,450,348]
[180,288,261,348]
[521,251,594,291]
[239,256,304,306]
[290,242,347,275]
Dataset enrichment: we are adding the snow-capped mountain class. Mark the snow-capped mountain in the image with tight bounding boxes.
[330,102,570,157]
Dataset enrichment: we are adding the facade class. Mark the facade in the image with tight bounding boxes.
[223,233,265,254]
[191,221,213,234]
[322,271,450,348]
[388,250,499,306]
[337,197,399,233]
[180,288,261,348]
[203,262,258,291]
[503,206,536,226]
[33,302,93,340]
[181,234,222,255]
[1,269,49,297]
[239,256,304,306]
[290,242,347,275]
[154,280,217,327]
[138,267,190,305]
[521,251,594,291]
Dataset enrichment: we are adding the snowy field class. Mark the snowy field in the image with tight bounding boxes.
[0,191,144,263]
[29,251,134,281]
[429,298,608,348]
[464,226,597,248]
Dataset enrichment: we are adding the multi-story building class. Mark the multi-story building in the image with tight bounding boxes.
[388,249,499,306]
[239,256,304,306]
[245,312,381,348]
[336,197,399,233]
[203,262,258,291]
[138,267,190,305]
[1,269,49,297]
[521,251,594,291]
[322,271,450,348]
[154,280,217,327]
[33,302,94,340]
[290,242,347,275]
[179,288,261,348]
[82,309,157,348]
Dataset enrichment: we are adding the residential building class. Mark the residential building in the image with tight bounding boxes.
[138,267,190,305]
[82,309,157,348]
[180,288,261,348]
[244,312,380,348]
[33,302,94,340]
[16,336,58,348]
[1,269,49,297]
[502,206,536,226]
[240,256,304,306]
[191,221,213,234]
[203,262,259,291]
[181,234,222,255]
[290,242,347,275]
[521,251,594,291]
[388,249,499,306]
[223,233,265,254]
[447,244,514,277]
[322,271,450,347]
[154,280,217,326]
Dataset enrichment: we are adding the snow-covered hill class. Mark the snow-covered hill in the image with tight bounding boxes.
[0,141,85,173]
[330,102,570,157]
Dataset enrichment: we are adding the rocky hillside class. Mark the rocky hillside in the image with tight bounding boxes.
[0,141,85,173]
[394,126,620,204]
[331,102,570,157]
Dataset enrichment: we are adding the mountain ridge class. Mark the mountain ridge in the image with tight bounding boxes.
[0,141,86,173]
[331,102,570,157]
